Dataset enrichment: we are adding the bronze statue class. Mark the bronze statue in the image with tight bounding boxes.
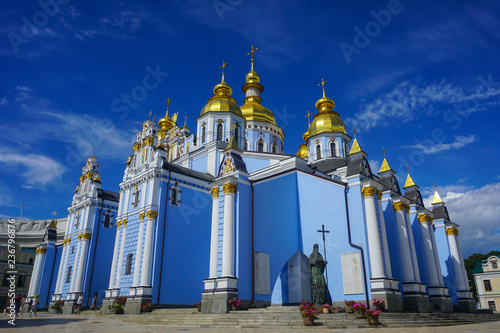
[309,243,327,305]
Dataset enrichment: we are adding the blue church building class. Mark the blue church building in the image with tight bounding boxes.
[29,51,475,314]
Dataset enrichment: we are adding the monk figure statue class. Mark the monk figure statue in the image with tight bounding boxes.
[309,243,327,306]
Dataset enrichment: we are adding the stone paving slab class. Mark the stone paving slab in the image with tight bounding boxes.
[1,313,500,333]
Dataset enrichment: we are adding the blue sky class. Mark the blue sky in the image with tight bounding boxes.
[0,0,499,256]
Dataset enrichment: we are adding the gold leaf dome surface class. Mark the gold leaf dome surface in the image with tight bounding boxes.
[200,81,243,117]
[240,97,277,125]
[308,96,346,137]
[296,143,308,159]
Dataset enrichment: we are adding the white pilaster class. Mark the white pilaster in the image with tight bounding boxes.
[54,244,67,294]
[133,214,145,287]
[70,239,82,293]
[74,234,90,292]
[140,211,158,287]
[209,187,220,279]
[114,220,128,289]
[28,251,42,296]
[221,182,236,278]
[362,186,385,279]
[108,222,122,289]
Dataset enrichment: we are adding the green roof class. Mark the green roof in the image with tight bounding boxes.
[471,260,487,274]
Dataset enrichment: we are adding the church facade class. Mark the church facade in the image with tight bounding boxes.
[28,52,475,314]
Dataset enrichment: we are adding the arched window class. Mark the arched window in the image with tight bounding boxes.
[66,266,72,283]
[216,123,223,140]
[330,142,336,157]
[125,254,133,275]
[234,126,239,143]
[272,144,277,153]
[316,145,321,159]
[29,258,34,264]
[244,140,248,150]
[257,141,264,152]
[201,126,206,143]
[170,187,177,205]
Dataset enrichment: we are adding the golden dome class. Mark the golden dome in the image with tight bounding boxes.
[200,80,243,117]
[302,128,310,141]
[158,112,174,130]
[246,70,260,83]
[308,95,346,137]
[240,97,276,124]
[296,143,308,159]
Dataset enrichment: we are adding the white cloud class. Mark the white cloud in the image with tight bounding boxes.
[0,96,7,105]
[0,153,66,188]
[423,183,500,256]
[15,86,32,101]
[347,79,500,131]
[405,135,476,154]
[369,159,381,174]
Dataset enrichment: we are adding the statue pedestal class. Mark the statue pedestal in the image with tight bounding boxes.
[201,277,238,313]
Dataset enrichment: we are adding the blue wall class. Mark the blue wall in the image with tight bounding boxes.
[434,222,458,304]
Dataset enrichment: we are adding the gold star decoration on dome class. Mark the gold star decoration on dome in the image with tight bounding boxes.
[220,61,228,81]
[318,78,328,98]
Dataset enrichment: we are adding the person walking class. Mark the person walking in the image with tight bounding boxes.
[28,295,39,317]
[76,294,83,314]
[13,294,20,317]
[89,292,98,311]
[19,295,26,316]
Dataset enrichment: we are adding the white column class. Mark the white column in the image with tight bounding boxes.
[456,236,470,291]
[209,187,220,278]
[405,207,421,282]
[221,182,236,277]
[28,250,42,296]
[447,227,467,290]
[133,214,145,287]
[429,224,445,286]
[114,219,128,288]
[74,233,90,292]
[70,238,82,293]
[140,211,158,287]
[32,248,46,296]
[54,243,67,294]
[377,191,393,279]
[362,186,385,279]
[108,221,122,289]
[418,214,440,286]
[393,202,415,282]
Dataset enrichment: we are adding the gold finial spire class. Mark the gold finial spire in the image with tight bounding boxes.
[220,61,228,82]
[379,147,395,173]
[152,115,156,122]
[148,110,152,119]
[318,78,328,98]
[383,147,386,157]
[353,126,357,138]
[165,97,172,116]
[305,110,312,126]
[349,138,364,155]
[403,166,418,189]
[184,115,187,128]
[432,184,445,204]
[248,46,258,71]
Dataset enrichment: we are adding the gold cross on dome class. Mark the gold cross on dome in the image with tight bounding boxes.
[220,61,228,81]
[318,78,328,98]
[305,110,312,125]
[165,97,172,113]
[248,46,258,70]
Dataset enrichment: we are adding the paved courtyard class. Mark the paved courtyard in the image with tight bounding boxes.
[1,312,500,333]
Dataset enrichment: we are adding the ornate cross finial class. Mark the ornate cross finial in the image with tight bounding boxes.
[353,126,357,138]
[248,45,258,70]
[406,164,409,172]
[148,110,152,119]
[318,78,328,98]
[152,115,156,122]
[305,110,312,125]
[382,147,386,157]
[184,115,187,127]
[434,182,437,189]
[165,97,172,115]
[220,61,228,81]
